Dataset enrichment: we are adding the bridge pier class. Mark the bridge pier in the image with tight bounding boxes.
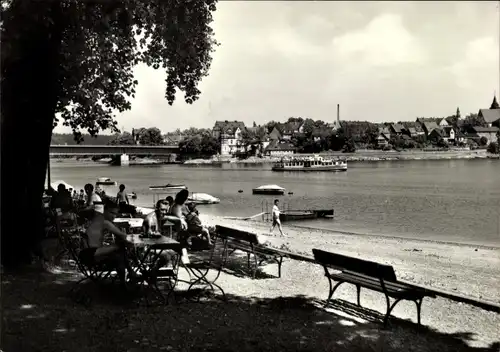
[120,153,130,166]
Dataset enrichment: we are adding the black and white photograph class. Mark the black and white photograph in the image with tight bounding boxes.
[1,1,499,351]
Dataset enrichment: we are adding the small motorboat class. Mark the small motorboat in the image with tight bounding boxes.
[127,192,138,200]
[96,177,117,186]
[149,184,187,191]
[188,192,220,204]
[252,184,286,195]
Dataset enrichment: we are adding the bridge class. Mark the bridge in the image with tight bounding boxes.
[50,144,179,165]
[50,144,179,155]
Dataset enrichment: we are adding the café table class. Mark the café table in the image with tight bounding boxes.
[126,234,182,305]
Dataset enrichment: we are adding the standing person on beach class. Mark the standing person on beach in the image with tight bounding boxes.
[270,199,285,237]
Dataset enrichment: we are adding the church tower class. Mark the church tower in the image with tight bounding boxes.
[490,94,499,109]
[456,107,461,119]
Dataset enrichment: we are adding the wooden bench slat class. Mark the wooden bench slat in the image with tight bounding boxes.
[341,270,424,292]
[329,272,422,298]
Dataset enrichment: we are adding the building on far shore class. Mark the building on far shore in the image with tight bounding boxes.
[212,120,246,156]
[472,126,499,144]
[264,140,295,157]
[477,95,500,128]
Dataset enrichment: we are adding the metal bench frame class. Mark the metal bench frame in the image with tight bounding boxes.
[215,225,284,279]
[312,249,436,327]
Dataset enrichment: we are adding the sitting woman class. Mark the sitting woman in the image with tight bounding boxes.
[169,190,211,249]
[184,203,212,246]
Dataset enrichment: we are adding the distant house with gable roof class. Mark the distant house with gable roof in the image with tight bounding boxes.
[263,140,296,157]
[477,95,500,128]
[212,120,246,156]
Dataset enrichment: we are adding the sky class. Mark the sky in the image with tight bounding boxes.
[54,1,500,134]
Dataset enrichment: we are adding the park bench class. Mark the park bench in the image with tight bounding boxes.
[312,248,436,326]
[215,225,286,279]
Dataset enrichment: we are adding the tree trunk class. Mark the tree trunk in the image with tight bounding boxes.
[1,4,63,268]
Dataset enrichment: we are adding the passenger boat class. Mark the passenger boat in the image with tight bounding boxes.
[252,184,286,195]
[149,184,188,191]
[272,155,347,172]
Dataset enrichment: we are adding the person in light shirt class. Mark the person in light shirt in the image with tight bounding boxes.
[270,199,285,237]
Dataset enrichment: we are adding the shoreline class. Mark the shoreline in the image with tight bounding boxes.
[289,223,500,250]
[50,149,498,165]
[200,214,500,303]
[185,150,494,165]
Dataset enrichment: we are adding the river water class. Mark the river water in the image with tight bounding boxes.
[49,159,500,247]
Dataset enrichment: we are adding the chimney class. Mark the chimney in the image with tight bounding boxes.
[336,104,340,127]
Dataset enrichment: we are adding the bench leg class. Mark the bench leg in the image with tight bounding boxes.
[277,256,283,278]
[252,253,258,279]
[383,296,403,327]
[415,298,423,326]
[356,285,361,306]
[324,279,345,308]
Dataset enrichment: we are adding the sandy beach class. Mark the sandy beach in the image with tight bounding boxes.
[201,214,500,303]
[198,214,500,348]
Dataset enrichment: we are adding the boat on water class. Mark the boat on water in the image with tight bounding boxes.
[252,184,286,195]
[96,177,117,186]
[188,192,220,204]
[51,180,75,190]
[272,155,347,172]
[149,184,188,191]
[279,209,334,222]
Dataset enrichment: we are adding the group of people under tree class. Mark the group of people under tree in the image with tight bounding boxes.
[43,182,213,288]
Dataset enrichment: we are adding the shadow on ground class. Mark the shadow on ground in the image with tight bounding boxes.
[2,267,499,352]
[190,244,280,280]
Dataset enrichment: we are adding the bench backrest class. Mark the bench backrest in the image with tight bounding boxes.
[216,225,259,244]
[312,249,397,282]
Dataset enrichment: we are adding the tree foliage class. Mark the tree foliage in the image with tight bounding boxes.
[179,134,220,156]
[0,0,219,268]
[108,131,136,145]
[2,0,219,140]
[487,141,499,154]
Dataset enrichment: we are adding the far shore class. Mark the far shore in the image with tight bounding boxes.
[50,149,498,165]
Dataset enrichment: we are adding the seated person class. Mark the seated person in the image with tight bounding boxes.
[50,183,74,213]
[184,203,212,245]
[165,196,174,213]
[143,200,170,235]
[79,203,136,288]
[169,190,189,232]
[170,190,210,248]
[79,183,102,219]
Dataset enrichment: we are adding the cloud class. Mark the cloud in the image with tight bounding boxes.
[448,37,500,89]
[332,13,428,68]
